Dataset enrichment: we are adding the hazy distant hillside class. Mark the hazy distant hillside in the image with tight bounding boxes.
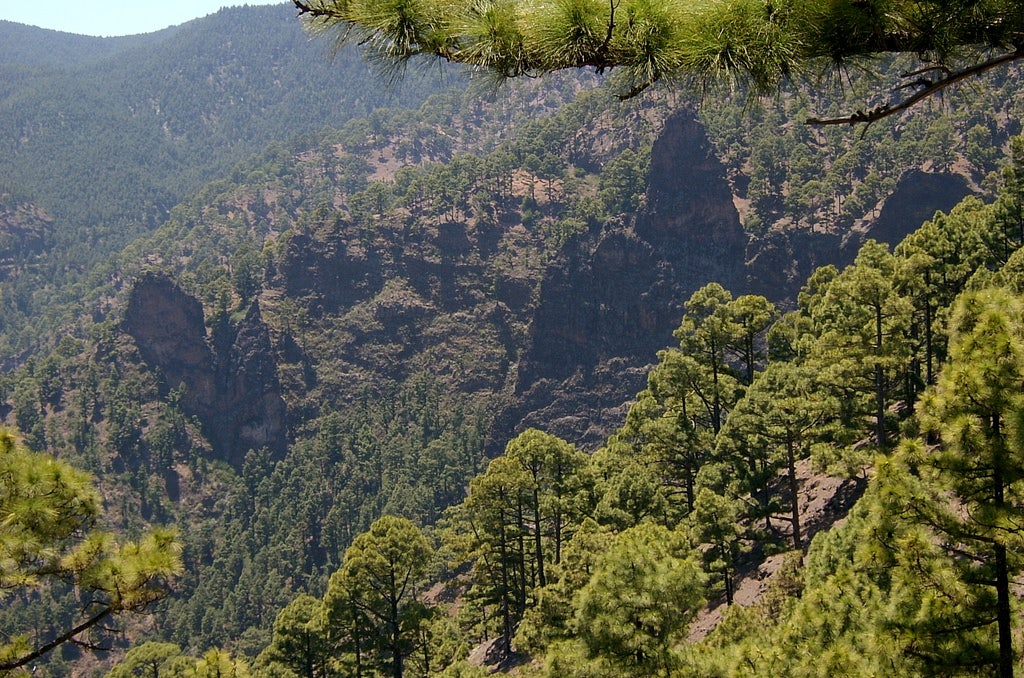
[0,3,457,353]
[0,20,170,69]
[0,4,452,229]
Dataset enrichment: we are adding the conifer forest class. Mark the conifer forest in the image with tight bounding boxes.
[2,2,1024,676]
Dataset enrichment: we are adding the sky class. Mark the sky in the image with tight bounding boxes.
[0,1,285,37]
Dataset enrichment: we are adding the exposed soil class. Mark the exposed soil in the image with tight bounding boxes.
[688,458,868,642]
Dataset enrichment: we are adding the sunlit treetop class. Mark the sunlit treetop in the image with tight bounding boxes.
[293,0,1023,124]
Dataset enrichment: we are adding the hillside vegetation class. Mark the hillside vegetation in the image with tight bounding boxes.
[96,140,1024,677]
[1,4,1024,676]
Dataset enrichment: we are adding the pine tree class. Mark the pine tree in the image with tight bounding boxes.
[714,361,831,549]
[810,241,913,449]
[687,488,744,605]
[907,287,1024,676]
[444,430,591,655]
[725,294,777,386]
[327,516,434,678]
[572,523,705,676]
[673,283,742,436]
[106,642,185,678]
[259,594,331,678]
[448,454,531,655]
[504,429,591,588]
[0,429,182,673]
[617,289,774,521]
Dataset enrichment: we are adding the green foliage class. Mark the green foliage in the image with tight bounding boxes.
[0,429,182,673]
[300,0,1024,113]
[515,518,612,653]
[686,488,743,605]
[714,361,833,549]
[810,240,914,449]
[327,515,434,678]
[106,642,184,678]
[571,523,704,676]
[258,595,330,678]
[439,429,593,656]
[907,288,1024,675]
[182,648,253,678]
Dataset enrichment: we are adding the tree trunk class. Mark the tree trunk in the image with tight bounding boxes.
[515,497,528,619]
[995,542,1013,678]
[685,471,695,515]
[760,458,772,533]
[745,333,755,385]
[875,302,886,448]
[786,433,802,551]
[992,414,1013,678]
[350,594,364,678]
[722,551,734,606]
[711,345,722,434]
[924,270,934,386]
[498,512,513,655]
[390,571,403,678]
[553,504,563,565]
[532,486,545,588]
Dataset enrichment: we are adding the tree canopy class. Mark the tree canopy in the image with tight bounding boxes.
[294,0,1024,122]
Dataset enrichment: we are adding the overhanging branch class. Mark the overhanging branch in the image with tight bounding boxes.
[0,607,113,672]
[806,48,1024,127]
[293,0,344,22]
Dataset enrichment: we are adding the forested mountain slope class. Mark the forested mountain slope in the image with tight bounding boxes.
[104,138,1024,677]
[0,3,452,354]
[0,20,172,69]
[1,4,1023,673]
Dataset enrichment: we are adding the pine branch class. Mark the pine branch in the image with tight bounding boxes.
[292,0,335,19]
[806,48,1024,128]
[0,606,113,671]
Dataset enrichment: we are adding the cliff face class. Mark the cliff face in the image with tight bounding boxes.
[272,216,524,402]
[640,111,748,255]
[276,230,386,316]
[862,170,972,246]
[498,110,973,449]
[214,302,288,465]
[502,111,748,447]
[123,273,217,412]
[744,169,973,299]
[123,272,287,468]
[121,110,978,459]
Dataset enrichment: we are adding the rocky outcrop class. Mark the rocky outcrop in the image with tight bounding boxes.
[271,210,528,407]
[743,169,973,300]
[498,112,973,450]
[744,228,845,301]
[640,111,747,256]
[501,110,748,449]
[143,112,981,461]
[277,229,385,316]
[123,272,287,468]
[212,302,288,466]
[858,169,971,248]
[123,272,217,413]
